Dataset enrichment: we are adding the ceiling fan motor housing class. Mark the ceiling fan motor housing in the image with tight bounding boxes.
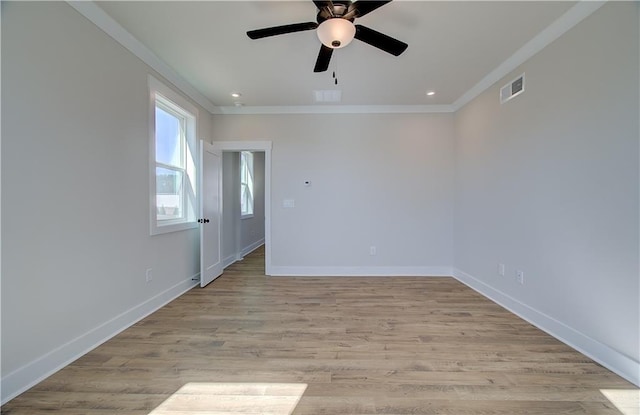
[316,0,354,24]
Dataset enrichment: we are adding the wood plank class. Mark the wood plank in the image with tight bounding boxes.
[3,246,637,414]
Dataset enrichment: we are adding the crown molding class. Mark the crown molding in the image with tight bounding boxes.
[66,1,222,115]
[451,0,606,111]
[68,0,604,116]
[218,104,455,115]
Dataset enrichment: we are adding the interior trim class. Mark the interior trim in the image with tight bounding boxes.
[451,0,606,111]
[1,274,200,405]
[453,268,640,387]
[269,266,453,277]
[67,1,605,116]
[219,105,455,115]
[67,1,222,115]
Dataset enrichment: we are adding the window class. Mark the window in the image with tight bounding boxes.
[149,76,198,235]
[240,151,254,218]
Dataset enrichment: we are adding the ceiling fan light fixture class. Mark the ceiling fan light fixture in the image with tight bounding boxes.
[317,18,356,49]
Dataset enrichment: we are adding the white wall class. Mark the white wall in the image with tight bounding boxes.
[222,152,241,266]
[454,2,639,384]
[212,113,455,276]
[1,2,213,402]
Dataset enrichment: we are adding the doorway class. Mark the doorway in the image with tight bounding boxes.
[213,141,272,275]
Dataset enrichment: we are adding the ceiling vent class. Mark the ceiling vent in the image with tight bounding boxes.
[500,73,525,104]
[314,90,342,103]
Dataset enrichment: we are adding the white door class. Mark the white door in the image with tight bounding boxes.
[199,140,223,287]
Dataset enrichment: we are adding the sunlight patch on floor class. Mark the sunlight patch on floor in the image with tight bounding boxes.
[148,382,307,415]
[600,389,640,415]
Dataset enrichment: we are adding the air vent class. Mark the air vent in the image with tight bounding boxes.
[314,90,342,103]
[500,73,525,104]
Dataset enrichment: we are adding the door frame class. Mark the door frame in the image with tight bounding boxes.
[212,141,272,276]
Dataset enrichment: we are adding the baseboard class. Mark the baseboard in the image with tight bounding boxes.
[269,265,452,277]
[1,274,200,405]
[453,268,640,387]
[222,254,238,269]
[222,240,265,270]
[241,239,265,258]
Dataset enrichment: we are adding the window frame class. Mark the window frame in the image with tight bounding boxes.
[240,151,254,219]
[148,75,199,235]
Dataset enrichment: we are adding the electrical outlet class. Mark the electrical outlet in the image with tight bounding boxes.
[498,263,505,276]
[369,246,377,256]
[516,270,524,285]
[145,268,153,283]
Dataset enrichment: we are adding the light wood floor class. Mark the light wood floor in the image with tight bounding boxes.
[3,246,638,414]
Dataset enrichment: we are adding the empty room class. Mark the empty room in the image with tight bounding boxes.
[2,1,639,414]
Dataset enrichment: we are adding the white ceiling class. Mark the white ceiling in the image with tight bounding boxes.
[93,1,577,111]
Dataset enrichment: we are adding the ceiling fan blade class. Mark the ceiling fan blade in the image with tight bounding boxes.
[247,22,318,40]
[348,1,392,18]
[313,0,334,13]
[314,45,333,72]
[354,24,408,56]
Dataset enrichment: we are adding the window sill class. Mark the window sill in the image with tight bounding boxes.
[151,220,198,236]
[241,214,254,220]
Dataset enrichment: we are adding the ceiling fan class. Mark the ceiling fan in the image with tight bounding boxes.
[247,0,408,73]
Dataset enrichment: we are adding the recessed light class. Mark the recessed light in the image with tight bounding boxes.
[426,91,435,96]
[231,92,242,98]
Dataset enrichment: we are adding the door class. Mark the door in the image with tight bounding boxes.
[199,140,223,287]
